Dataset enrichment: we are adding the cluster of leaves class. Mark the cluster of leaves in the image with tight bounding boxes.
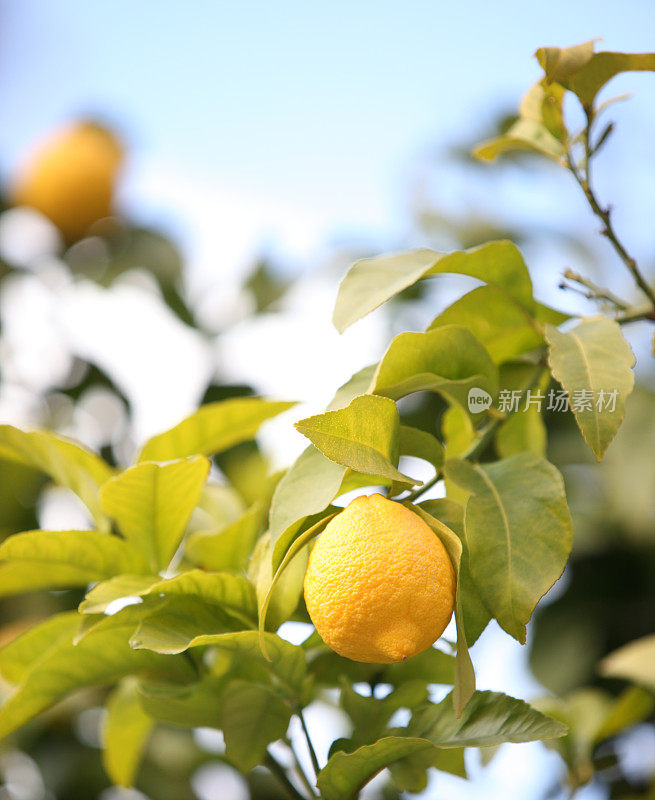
[0,232,638,799]
[0,40,654,800]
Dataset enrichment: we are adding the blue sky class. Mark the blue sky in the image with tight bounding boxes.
[2,0,655,267]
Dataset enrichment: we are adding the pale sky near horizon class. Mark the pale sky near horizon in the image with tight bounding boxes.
[2,0,655,282]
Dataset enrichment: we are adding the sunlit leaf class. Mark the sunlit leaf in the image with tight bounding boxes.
[295,395,418,488]
[318,737,433,800]
[185,504,264,572]
[429,286,542,364]
[103,678,154,788]
[546,317,635,460]
[268,445,346,560]
[81,569,256,630]
[0,612,80,684]
[600,634,655,691]
[537,42,655,107]
[0,605,194,741]
[0,530,150,598]
[0,426,113,528]
[138,398,295,461]
[129,596,248,654]
[100,456,210,570]
[372,327,498,416]
[333,240,534,332]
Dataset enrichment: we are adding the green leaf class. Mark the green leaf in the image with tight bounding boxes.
[340,679,429,747]
[129,596,248,654]
[419,499,490,647]
[103,678,154,788]
[268,446,346,561]
[408,689,568,747]
[474,81,567,163]
[389,747,466,792]
[546,317,635,460]
[532,686,653,782]
[295,395,417,489]
[371,327,498,415]
[219,680,292,772]
[81,570,256,628]
[445,454,573,643]
[0,426,113,529]
[0,605,194,741]
[138,398,295,461]
[138,675,228,728]
[0,530,150,598]
[473,117,566,161]
[495,364,548,458]
[318,737,434,800]
[0,612,80,684]
[327,364,378,411]
[100,456,210,570]
[309,645,455,689]
[140,629,306,696]
[536,42,655,107]
[536,40,597,85]
[333,240,534,332]
[442,404,475,458]
[185,504,264,572]
[79,575,163,614]
[398,426,444,471]
[600,634,655,691]
[257,514,336,641]
[405,503,475,715]
[319,691,565,800]
[429,286,543,364]
[595,686,655,741]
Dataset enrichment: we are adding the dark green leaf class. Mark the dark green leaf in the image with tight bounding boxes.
[445,454,573,643]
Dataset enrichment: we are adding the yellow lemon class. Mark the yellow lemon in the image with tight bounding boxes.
[12,121,123,243]
[304,494,456,663]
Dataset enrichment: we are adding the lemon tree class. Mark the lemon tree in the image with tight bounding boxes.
[0,40,654,800]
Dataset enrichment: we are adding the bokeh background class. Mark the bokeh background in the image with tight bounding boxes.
[0,2,654,799]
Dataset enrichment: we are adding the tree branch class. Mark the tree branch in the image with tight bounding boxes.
[264,752,308,800]
[566,109,655,311]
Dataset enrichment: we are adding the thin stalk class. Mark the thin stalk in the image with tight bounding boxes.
[296,707,321,779]
[561,268,630,310]
[404,470,443,503]
[566,110,655,310]
[288,738,319,798]
[264,752,308,800]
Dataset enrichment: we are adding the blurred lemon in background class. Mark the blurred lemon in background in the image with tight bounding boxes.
[304,494,456,663]
[12,120,123,243]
